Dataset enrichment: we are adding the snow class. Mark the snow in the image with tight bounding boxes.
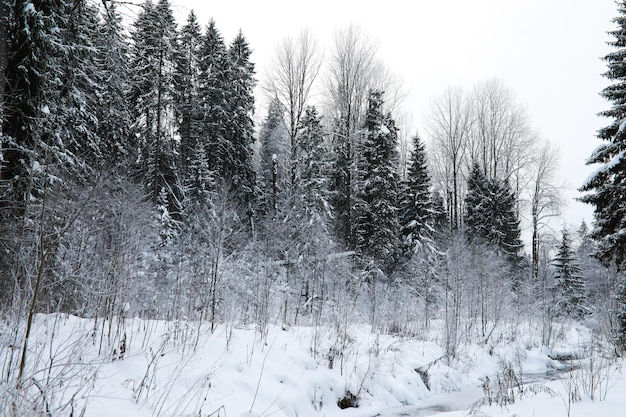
[3,315,625,417]
[582,148,626,188]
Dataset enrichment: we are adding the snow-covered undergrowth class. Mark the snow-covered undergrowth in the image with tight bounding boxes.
[1,314,623,417]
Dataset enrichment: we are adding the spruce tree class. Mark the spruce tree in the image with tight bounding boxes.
[258,97,286,214]
[226,30,257,215]
[53,0,103,171]
[464,162,491,244]
[294,106,329,217]
[580,0,626,268]
[174,10,203,177]
[493,178,524,265]
[552,229,588,319]
[353,91,400,273]
[399,132,434,257]
[1,0,63,204]
[580,0,626,351]
[198,19,229,178]
[464,162,523,266]
[97,1,132,167]
[129,0,181,217]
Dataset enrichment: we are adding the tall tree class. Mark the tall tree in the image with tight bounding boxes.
[1,0,63,204]
[53,0,104,170]
[128,0,181,216]
[580,1,626,349]
[580,0,626,268]
[98,1,133,167]
[174,10,203,176]
[353,91,400,273]
[226,30,257,218]
[528,141,561,281]
[197,20,230,184]
[426,86,472,230]
[265,29,322,191]
[468,78,535,184]
[552,229,588,319]
[326,24,381,247]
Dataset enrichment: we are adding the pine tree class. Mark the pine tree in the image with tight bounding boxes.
[353,91,400,273]
[552,229,588,319]
[399,132,434,257]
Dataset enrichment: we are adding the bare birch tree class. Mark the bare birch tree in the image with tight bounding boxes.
[426,86,473,230]
[265,28,323,190]
[528,141,562,281]
[468,79,539,215]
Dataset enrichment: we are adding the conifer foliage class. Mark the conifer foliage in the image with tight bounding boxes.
[581,0,626,349]
[129,0,181,217]
[399,133,433,257]
[354,91,400,273]
[581,0,626,268]
[464,162,523,266]
[552,230,588,319]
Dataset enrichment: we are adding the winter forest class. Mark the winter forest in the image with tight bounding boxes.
[2,0,626,416]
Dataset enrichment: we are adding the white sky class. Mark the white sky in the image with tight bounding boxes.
[158,0,616,230]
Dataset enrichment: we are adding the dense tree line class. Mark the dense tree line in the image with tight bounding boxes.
[1,4,625,405]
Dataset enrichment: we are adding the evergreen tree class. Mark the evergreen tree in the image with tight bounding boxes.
[552,229,589,319]
[580,0,626,268]
[258,97,286,214]
[52,0,103,171]
[225,30,257,215]
[329,117,354,247]
[399,132,434,256]
[174,10,203,176]
[464,162,523,266]
[129,0,181,217]
[494,178,524,265]
[1,0,63,205]
[464,162,491,243]
[97,1,132,167]
[198,19,229,178]
[294,105,330,217]
[353,91,400,273]
[431,191,451,245]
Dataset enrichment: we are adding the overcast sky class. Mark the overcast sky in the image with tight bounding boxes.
[152,0,617,230]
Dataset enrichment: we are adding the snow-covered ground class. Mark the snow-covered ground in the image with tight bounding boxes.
[2,314,624,417]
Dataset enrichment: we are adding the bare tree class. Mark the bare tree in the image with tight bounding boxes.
[426,86,473,230]
[324,24,382,245]
[265,29,323,190]
[469,79,538,206]
[528,141,562,281]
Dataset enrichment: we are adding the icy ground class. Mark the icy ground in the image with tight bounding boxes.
[4,314,625,417]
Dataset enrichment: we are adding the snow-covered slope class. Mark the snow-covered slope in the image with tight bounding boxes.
[2,314,623,417]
